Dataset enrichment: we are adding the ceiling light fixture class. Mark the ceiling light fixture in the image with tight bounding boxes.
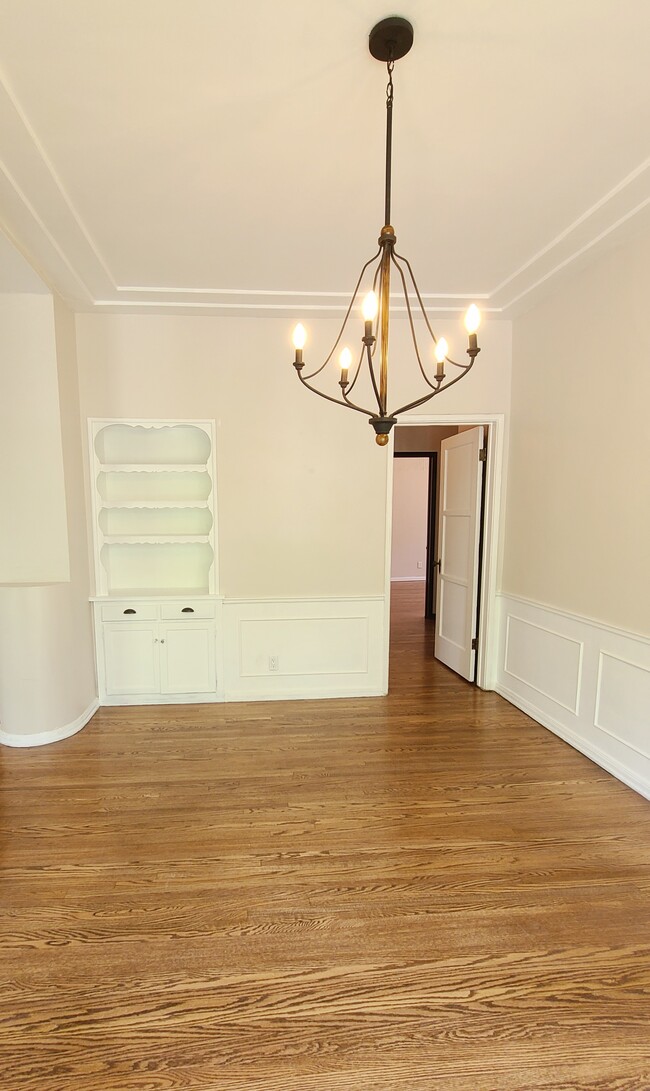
[291,16,481,446]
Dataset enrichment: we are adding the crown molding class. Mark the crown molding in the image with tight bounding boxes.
[1,62,649,319]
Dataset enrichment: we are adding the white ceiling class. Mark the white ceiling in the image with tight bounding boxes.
[0,0,649,318]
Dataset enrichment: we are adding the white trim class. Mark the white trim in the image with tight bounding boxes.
[496,593,650,799]
[115,286,491,301]
[499,197,650,312]
[496,683,650,802]
[222,594,385,606]
[497,591,650,646]
[504,614,584,715]
[388,414,505,691]
[489,156,650,297]
[382,445,395,694]
[594,651,650,762]
[92,299,497,315]
[390,576,426,583]
[0,698,99,748]
[99,693,223,707]
[223,595,387,702]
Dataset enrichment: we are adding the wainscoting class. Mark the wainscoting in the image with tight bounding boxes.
[222,596,387,701]
[496,593,650,799]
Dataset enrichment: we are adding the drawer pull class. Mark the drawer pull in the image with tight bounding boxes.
[181,607,194,613]
[123,608,136,615]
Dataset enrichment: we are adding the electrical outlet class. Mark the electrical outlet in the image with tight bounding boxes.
[269,655,279,672]
[417,560,423,569]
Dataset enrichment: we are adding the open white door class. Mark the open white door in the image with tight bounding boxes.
[434,426,484,682]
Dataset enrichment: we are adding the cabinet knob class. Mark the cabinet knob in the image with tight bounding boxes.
[181,607,194,613]
[153,637,158,643]
[123,608,136,615]
[160,639,165,644]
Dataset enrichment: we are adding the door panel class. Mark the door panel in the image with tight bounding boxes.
[434,427,484,681]
[160,623,216,694]
[103,624,159,695]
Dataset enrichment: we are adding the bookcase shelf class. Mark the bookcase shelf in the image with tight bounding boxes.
[90,420,218,598]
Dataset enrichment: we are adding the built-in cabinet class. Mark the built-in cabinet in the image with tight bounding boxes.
[89,420,223,705]
[95,597,219,703]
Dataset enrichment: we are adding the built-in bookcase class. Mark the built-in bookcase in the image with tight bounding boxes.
[89,420,218,597]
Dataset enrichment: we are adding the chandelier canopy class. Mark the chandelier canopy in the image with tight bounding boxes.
[291,16,481,446]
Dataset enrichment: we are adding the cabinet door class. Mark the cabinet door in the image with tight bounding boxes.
[103,623,160,695]
[159,623,216,694]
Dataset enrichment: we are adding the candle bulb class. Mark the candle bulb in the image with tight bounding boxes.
[362,291,378,340]
[434,337,448,380]
[339,346,352,387]
[292,322,307,366]
[464,304,480,354]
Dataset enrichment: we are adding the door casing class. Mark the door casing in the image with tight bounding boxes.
[383,413,505,692]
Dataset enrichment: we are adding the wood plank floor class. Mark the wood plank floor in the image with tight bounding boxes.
[2,582,649,1090]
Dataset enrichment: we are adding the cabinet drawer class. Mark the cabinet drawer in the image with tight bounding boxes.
[161,602,216,620]
[101,603,159,622]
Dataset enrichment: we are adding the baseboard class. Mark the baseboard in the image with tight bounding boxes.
[223,686,387,703]
[0,698,100,748]
[496,683,650,801]
[391,576,426,583]
[99,693,224,706]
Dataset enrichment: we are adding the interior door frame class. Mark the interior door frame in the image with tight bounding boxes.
[392,451,438,618]
[383,413,505,691]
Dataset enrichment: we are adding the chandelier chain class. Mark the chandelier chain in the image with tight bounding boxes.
[386,59,395,109]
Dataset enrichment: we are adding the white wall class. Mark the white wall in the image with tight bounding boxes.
[76,313,512,701]
[391,457,429,580]
[504,233,650,636]
[0,293,69,583]
[498,225,650,798]
[76,314,389,599]
[0,294,97,746]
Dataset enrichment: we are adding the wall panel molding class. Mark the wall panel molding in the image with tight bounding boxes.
[595,652,650,761]
[223,596,386,701]
[504,614,583,714]
[496,593,650,799]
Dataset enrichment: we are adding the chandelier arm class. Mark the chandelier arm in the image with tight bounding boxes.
[342,346,364,397]
[390,252,439,391]
[297,370,372,416]
[391,356,477,417]
[369,264,381,362]
[364,340,384,413]
[301,250,381,381]
[393,249,467,369]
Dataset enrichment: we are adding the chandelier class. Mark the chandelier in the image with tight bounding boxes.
[291,16,481,446]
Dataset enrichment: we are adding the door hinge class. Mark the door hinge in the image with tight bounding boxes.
[479,447,487,462]
[471,637,478,650]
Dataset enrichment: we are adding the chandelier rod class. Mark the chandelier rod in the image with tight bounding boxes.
[384,57,395,227]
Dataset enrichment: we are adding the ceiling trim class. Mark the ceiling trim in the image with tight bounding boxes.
[1,61,649,319]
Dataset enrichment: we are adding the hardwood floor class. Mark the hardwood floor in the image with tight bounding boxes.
[2,582,649,1090]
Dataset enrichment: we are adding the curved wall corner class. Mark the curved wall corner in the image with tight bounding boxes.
[0,700,99,748]
[0,287,98,747]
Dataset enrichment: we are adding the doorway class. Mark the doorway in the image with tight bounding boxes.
[385,415,504,693]
[391,451,437,618]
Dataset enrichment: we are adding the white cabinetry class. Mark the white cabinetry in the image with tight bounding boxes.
[88,420,223,706]
[94,598,221,705]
